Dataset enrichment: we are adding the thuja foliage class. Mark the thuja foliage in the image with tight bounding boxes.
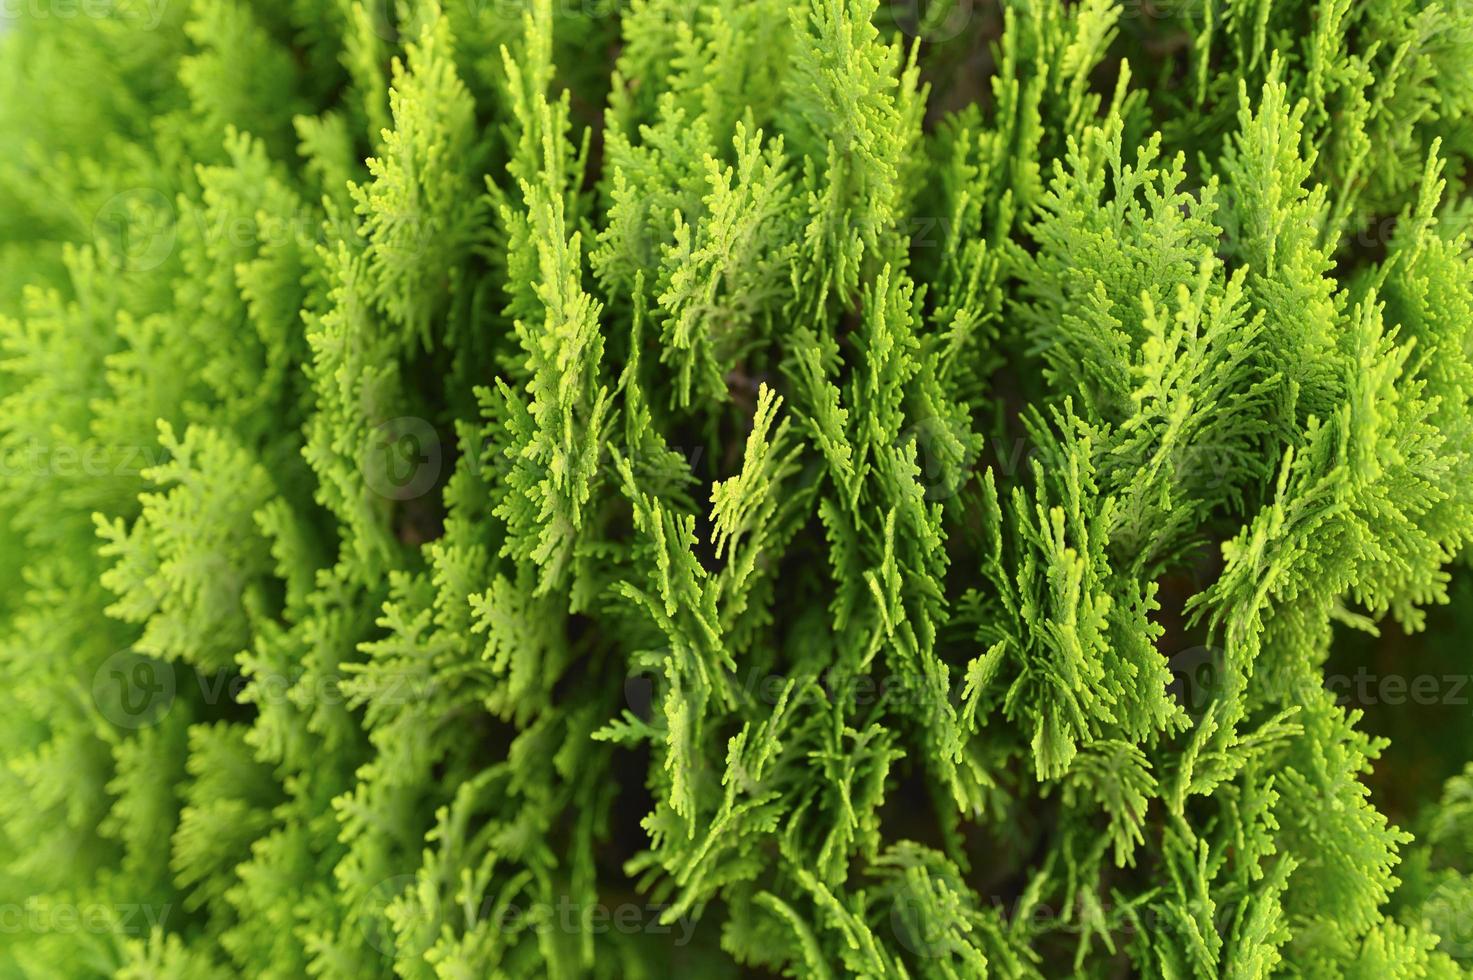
[3,0,1473,975]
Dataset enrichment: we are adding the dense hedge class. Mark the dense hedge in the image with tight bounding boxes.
[3,0,1473,976]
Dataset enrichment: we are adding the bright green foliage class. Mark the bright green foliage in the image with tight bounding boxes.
[3,1,1473,977]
